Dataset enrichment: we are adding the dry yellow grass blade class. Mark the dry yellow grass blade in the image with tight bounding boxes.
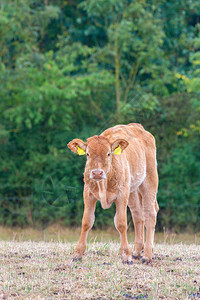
[0,225,200,244]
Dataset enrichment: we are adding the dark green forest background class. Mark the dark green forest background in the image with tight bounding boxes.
[0,0,199,231]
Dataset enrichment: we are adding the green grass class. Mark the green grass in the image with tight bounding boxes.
[0,241,199,299]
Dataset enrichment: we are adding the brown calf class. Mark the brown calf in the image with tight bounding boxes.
[68,123,159,263]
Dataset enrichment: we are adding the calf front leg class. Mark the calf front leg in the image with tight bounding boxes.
[114,199,132,264]
[73,192,96,261]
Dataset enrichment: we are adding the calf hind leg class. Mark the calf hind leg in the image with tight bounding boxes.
[139,178,158,261]
[128,191,144,258]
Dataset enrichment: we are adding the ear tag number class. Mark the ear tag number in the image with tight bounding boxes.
[114,145,122,155]
[77,146,85,155]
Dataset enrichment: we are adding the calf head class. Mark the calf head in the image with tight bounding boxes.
[68,135,129,181]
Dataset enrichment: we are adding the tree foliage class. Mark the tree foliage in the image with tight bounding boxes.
[0,0,199,231]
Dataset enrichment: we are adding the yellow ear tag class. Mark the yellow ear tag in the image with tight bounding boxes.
[114,145,122,155]
[77,146,85,156]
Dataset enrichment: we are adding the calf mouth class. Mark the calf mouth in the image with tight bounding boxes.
[91,177,105,181]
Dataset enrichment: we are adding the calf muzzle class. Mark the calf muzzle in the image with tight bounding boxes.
[90,169,106,180]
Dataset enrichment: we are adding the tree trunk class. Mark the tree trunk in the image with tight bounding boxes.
[114,24,120,113]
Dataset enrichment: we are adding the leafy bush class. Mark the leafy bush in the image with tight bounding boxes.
[0,0,199,231]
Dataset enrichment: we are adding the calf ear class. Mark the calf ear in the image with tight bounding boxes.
[111,139,129,155]
[67,139,87,155]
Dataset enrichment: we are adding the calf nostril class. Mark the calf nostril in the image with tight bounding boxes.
[92,169,104,177]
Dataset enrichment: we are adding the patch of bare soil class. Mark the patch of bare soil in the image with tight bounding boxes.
[0,242,199,299]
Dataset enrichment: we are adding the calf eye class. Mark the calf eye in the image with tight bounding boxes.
[86,153,90,157]
[107,153,111,157]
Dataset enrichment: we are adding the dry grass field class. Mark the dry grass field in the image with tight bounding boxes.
[0,227,200,299]
[0,225,200,245]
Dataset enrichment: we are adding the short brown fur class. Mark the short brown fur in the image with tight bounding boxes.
[67,123,159,263]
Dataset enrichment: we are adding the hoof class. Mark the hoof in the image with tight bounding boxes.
[123,260,133,265]
[121,251,132,265]
[122,253,133,265]
[141,256,152,264]
[132,254,142,260]
[72,257,82,262]
[72,253,82,262]
[132,251,142,260]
